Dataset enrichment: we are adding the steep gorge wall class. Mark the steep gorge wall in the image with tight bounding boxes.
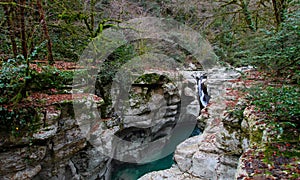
[0,50,248,180]
[0,68,201,179]
[140,67,253,180]
[0,99,111,180]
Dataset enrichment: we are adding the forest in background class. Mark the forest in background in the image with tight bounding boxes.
[1,0,299,66]
[0,1,299,173]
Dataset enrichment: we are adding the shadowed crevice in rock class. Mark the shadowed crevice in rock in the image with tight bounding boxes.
[139,67,249,180]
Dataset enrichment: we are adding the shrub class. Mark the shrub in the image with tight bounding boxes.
[0,57,28,104]
[248,85,300,141]
[242,10,300,83]
[29,65,74,91]
[0,56,39,134]
[0,106,39,136]
[0,46,74,134]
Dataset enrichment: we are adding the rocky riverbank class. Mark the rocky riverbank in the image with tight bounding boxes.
[140,67,300,180]
[1,66,298,180]
[0,67,201,179]
[140,67,245,180]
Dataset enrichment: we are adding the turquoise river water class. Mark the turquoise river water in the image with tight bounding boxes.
[111,126,201,180]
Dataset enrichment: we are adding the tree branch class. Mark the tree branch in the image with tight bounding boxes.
[0,2,36,11]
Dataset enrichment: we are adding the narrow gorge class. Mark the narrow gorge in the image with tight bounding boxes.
[1,63,256,180]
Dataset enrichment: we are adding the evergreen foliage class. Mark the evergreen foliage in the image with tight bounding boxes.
[242,10,300,83]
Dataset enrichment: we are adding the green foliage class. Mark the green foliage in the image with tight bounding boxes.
[45,0,122,61]
[50,25,89,61]
[0,57,28,104]
[0,106,39,136]
[135,73,163,84]
[0,61,72,134]
[33,0,91,61]
[30,66,73,91]
[0,60,73,103]
[241,10,300,83]
[0,41,70,102]
[98,44,137,86]
[95,44,137,117]
[248,85,300,141]
[0,53,41,134]
[0,43,73,134]
[250,86,299,122]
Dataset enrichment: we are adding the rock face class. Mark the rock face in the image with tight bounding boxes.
[112,72,199,163]
[140,67,250,180]
[0,97,111,180]
[1,65,251,180]
[0,69,201,179]
[88,71,202,165]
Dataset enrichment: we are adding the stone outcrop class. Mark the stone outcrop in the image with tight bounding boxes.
[140,67,251,180]
[234,104,274,179]
[0,68,201,179]
[0,96,111,180]
[1,65,256,180]
[87,70,202,165]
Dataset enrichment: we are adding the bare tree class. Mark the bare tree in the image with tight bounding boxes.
[272,0,287,27]
[20,0,27,59]
[3,1,17,58]
[220,0,256,31]
[240,0,256,31]
[37,0,54,65]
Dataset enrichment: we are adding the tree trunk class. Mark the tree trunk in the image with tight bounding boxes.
[3,3,17,58]
[240,0,256,31]
[28,0,36,55]
[37,0,54,65]
[91,0,95,35]
[20,0,27,59]
[272,0,286,27]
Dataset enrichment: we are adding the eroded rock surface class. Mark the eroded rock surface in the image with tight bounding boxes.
[1,66,252,180]
[0,96,111,180]
[140,67,250,180]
